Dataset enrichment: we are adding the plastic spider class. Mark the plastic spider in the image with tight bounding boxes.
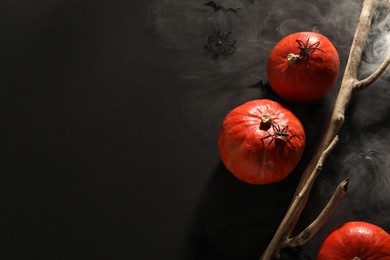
[204,30,237,59]
[260,122,296,148]
[296,37,324,64]
[279,246,312,260]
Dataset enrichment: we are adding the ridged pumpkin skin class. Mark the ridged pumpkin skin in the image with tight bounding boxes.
[218,99,305,184]
[267,32,340,103]
[317,221,390,260]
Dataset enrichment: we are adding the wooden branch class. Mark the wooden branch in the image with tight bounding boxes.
[260,136,339,260]
[285,178,349,248]
[283,136,339,240]
[260,0,390,259]
[355,52,390,89]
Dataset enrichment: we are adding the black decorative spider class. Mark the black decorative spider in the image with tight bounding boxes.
[296,37,324,65]
[280,246,312,260]
[204,30,237,59]
[260,122,296,148]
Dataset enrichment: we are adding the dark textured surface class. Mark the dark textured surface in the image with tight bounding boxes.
[1,0,390,259]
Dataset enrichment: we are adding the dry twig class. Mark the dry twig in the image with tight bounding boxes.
[260,0,390,259]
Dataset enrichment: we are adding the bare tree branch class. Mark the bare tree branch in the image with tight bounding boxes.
[355,53,390,89]
[283,136,339,240]
[260,136,339,260]
[286,178,349,248]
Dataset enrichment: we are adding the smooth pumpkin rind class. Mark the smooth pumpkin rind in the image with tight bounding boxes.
[317,221,390,260]
[267,32,340,103]
[218,99,306,184]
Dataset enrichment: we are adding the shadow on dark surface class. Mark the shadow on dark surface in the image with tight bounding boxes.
[168,72,337,259]
[175,79,337,260]
[181,161,304,260]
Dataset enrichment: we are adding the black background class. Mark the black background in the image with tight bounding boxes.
[1,1,390,259]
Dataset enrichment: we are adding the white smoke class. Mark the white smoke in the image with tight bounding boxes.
[360,7,390,79]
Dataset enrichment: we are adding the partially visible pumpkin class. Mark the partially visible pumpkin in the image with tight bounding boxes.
[218,99,305,184]
[267,32,340,103]
[317,221,390,260]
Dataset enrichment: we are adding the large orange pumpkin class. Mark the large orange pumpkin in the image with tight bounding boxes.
[267,32,340,103]
[317,221,390,260]
[218,99,305,184]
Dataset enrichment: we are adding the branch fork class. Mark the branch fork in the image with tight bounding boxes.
[261,0,390,259]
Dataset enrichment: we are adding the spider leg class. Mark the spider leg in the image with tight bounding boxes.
[222,42,237,53]
[223,38,235,43]
[310,56,322,63]
[287,130,296,138]
[218,31,226,40]
[219,44,228,54]
[308,42,324,59]
[260,135,270,140]
[308,41,321,50]
[296,39,305,48]
[286,138,296,149]
[272,122,281,132]
[226,43,234,53]
[268,137,275,146]
[306,56,312,65]
[269,118,280,129]
[305,36,310,47]
[286,127,296,148]
[225,43,237,50]
[283,127,296,139]
[222,31,232,40]
[223,39,237,46]
[284,126,294,135]
[260,132,272,140]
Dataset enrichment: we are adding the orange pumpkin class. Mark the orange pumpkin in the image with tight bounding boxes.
[218,99,305,184]
[318,221,390,260]
[267,32,340,103]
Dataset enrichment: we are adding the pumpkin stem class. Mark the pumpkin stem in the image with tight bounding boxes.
[260,114,273,130]
[287,37,325,65]
[353,258,361,260]
[287,53,299,64]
